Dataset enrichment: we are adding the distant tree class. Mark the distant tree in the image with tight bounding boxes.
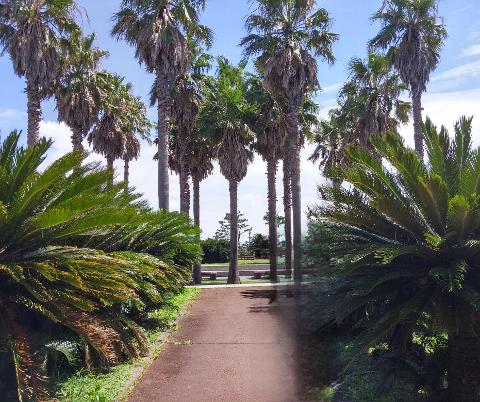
[263,212,285,228]
[214,212,252,245]
[247,233,270,259]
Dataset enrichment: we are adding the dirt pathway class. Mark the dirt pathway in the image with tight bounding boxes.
[128,286,301,402]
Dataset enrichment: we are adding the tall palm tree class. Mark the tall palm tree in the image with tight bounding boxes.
[0,0,79,147]
[339,53,411,148]
[189,133,214,284]
[247,72,283,282]
[154,40,212,214]
[122,95,152,188]
[309,108,351,185]
[56,32,109,151]
[112,0,212,211]
[200,58,255,284]
[89,74,150,175]
[241,0,338,281]
[369,0,447,158]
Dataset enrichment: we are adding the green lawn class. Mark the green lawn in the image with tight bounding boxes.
[202,258,284,267]
[54,288,200,402]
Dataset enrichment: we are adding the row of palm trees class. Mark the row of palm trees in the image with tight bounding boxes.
[311,0,446,178]
[0,0,447,286]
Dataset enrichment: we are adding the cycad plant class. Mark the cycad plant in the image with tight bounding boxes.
[200,58,255,284]
[369,0,447,158]
[0,0,79,146]
[313,116,480,402]
[0,132,198,401]
[112,0,212,211]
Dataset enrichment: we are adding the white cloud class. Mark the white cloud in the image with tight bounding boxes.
[0,108,26,122]
[321,82,342,95]
[431,60,480,82]
[399,87,480,148]
[461,44,480,58]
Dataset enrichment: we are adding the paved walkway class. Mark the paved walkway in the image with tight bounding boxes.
[128,286,301,402]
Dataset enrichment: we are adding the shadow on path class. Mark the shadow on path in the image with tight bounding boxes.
[128,286,305,402]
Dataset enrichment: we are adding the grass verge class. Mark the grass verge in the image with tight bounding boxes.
[54,288,200,402]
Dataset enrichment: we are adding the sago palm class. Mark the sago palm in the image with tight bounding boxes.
[313,116,480,402]
[369,0,447,158]
[241,0,338,280]
[0,0,79,147]
[56,31,109,151]
[200,57,255,284]
[112,0,212,211]
[0,132,192,401]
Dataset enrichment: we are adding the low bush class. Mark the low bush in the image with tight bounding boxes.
[201,238,230,263]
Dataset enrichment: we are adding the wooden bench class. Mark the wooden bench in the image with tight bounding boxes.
[201,271,218,280]
[239,255,256,261]
[253,270,269,280]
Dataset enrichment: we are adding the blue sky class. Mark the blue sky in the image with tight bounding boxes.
[1,0,480,238]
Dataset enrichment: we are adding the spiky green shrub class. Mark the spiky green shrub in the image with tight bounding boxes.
[310,116,480,402]
[0,132,200,401]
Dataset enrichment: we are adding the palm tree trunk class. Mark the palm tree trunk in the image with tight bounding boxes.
[283,151,293,278]
[448,331,480,401]
[192,178,202,284]
[124,159,129,190]
[267,156,278,283]
[2,306,48,401]
[227,179,240,284]
[26,76,41,148]
[179,130,190,215]
[106,157,114,173]
[412,86,424,159]
[156,71,171,211]
[71,126,84,152]
[286,111,303,282]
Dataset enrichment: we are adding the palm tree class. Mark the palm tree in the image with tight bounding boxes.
[246,72,283,282]
[339,53,410,148]
[56,32,109,151]
[0,0,79,147]
[241,0,338,281]
[0,132,196,400]
[314,116,480,402]
[154,40,212,214]
[200,58,255,284]
[89,74,130,172]
[112,0,212,211]
[369,0,447,158]
[189,133,214,284]
[89,73,150,179]
[122,95,152,188]
[309,108,351,185]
